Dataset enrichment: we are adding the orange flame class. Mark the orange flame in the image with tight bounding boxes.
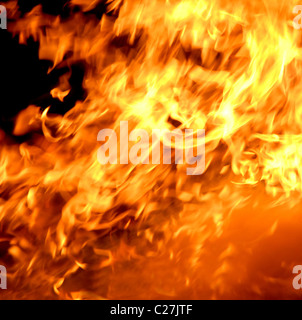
[1,0,302,299]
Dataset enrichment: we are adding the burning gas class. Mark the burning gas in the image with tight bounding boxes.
[1,0,302,299]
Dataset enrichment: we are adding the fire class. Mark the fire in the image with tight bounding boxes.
[1,0,302,299]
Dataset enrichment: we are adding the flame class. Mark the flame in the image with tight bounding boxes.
[1,0,302,299]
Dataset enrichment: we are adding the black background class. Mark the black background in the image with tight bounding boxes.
[0,0,108,139]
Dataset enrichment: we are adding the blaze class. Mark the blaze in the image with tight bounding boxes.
[1,0,302,299]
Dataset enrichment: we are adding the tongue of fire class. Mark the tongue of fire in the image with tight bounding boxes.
[1,0,302,299]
